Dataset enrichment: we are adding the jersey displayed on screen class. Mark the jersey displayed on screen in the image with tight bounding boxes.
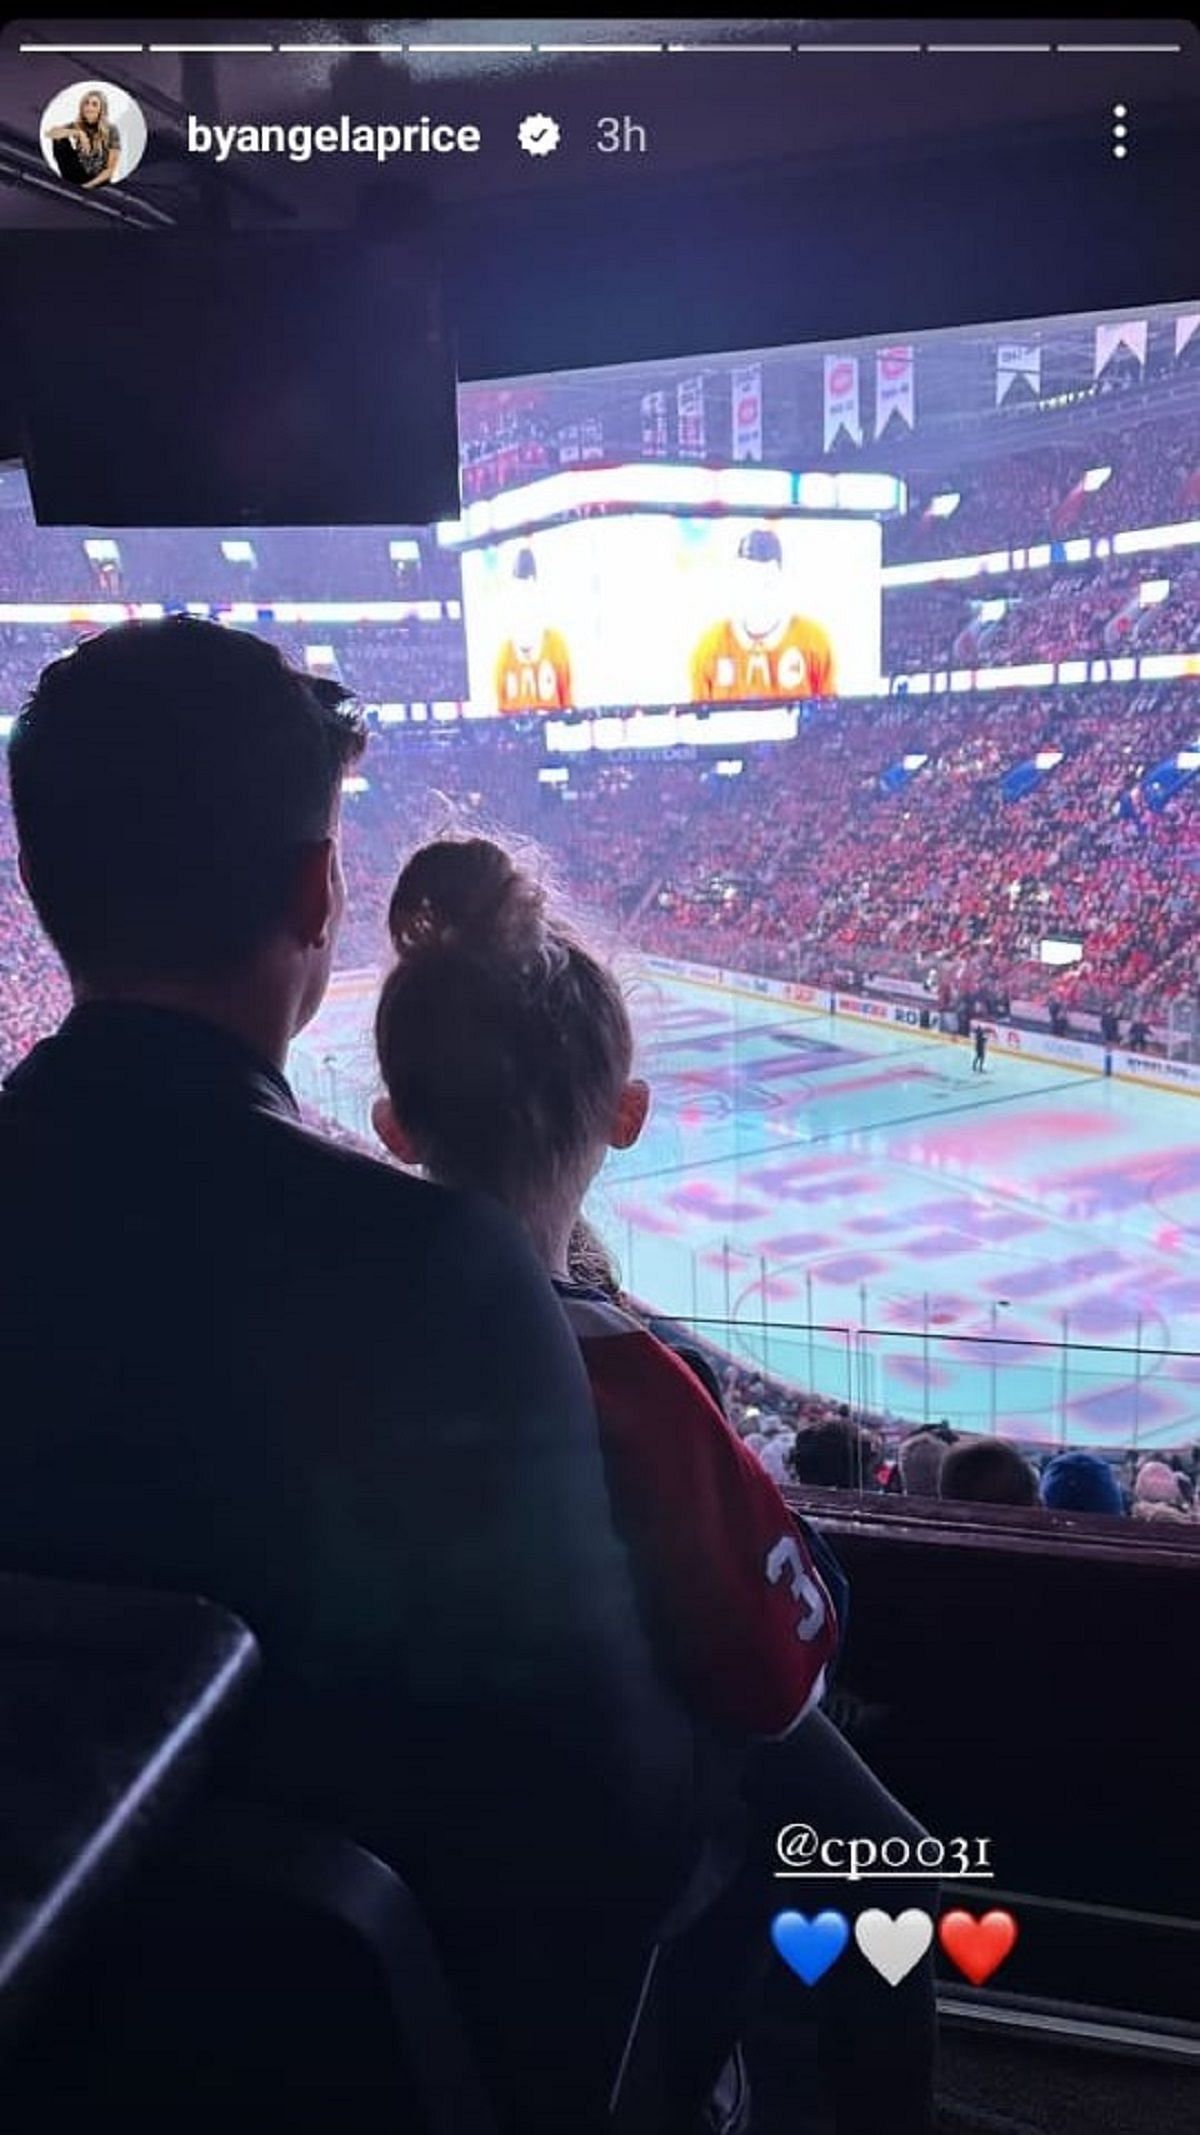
[689,615,836,702]
[494,628,573,712]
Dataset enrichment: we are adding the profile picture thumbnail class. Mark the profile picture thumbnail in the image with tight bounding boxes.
[40,82,147,190]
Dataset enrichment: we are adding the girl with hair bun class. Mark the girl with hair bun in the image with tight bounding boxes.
[372,834,840,1744]
[373,837,938,2135]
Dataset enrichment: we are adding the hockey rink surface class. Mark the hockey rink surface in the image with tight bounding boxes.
[293,966,1200,1452]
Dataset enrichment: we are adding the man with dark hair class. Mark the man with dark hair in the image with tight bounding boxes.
[0,618,709,2135]
[939,1436,1039,1508]
[788,1415,879,1490]
[9,620,364,995]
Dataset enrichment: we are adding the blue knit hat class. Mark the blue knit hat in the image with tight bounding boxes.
[1039,1451,1124,1515]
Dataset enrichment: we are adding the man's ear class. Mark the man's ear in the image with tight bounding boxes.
[291,838,338,949]
[610,1078,650,1152]
[371,1094,421,1166]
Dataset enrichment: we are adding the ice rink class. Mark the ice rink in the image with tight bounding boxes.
[293,966,1200,1453]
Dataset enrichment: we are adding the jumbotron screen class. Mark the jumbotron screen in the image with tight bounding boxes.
[460,511,881,716]
[3,297,1200,753]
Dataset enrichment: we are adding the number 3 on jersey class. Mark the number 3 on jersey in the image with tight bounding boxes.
[765,1534,828,1643]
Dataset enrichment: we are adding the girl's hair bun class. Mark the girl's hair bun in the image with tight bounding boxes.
[386,837,546,964]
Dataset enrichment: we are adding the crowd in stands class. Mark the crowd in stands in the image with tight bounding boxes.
[335,623,469,704]
[0,512,459,605]
[0,793,69,1069]
[1,620,468,720]
[884,558,1200,674]
[705,1353,1200,1526]
[886,404,1200,565]
[631,683,1200,1020]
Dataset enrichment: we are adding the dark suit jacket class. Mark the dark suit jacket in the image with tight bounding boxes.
[0,1003,716,2127]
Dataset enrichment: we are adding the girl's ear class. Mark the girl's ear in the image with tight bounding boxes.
[372,1094,420,1165]
[610,1078,650,1152]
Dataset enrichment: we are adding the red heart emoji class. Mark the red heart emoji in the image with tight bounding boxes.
[937,1908,1018,1986]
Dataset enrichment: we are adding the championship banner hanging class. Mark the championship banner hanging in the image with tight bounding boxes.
[995,343,1041,406]
[677,375,707,459]
[641,389,668,459]
[823,354,862,450]
[1175,315,1200,359]
[580,416,604,463]
[731,364,763,462]
[1094,320,1147,377]
[874,347,914,440]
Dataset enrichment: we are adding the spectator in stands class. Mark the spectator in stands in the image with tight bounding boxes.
[789,1415,881,1491]
[1133,1500,1193,1526]
[939,1437,1039,1508]
[372,832,939,2135]
[1133,1459,1191,1518]
[1039,1451,1125,1517]
[0,618,712,2135]
[898,1427,957,1499]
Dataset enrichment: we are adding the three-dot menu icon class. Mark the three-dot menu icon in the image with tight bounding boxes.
[1113,105,1129,160]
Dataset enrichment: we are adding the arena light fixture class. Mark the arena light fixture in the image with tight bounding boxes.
[834,473,905,513]
[1114,521,1200,556]
[977,663,1055,689]
[716,468,792,508]
[795,472,837,510]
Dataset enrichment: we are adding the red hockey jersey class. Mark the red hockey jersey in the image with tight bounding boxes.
[556,1283,840,1741]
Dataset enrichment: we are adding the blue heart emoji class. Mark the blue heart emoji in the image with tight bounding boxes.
[771,1909,851,1986]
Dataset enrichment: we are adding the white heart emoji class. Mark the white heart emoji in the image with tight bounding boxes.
[854,1908,934,1987]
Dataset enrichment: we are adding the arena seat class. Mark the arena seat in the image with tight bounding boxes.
[0,1574,500,2133]
[2,1799,500,2135]
[0,1572,258,2016]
